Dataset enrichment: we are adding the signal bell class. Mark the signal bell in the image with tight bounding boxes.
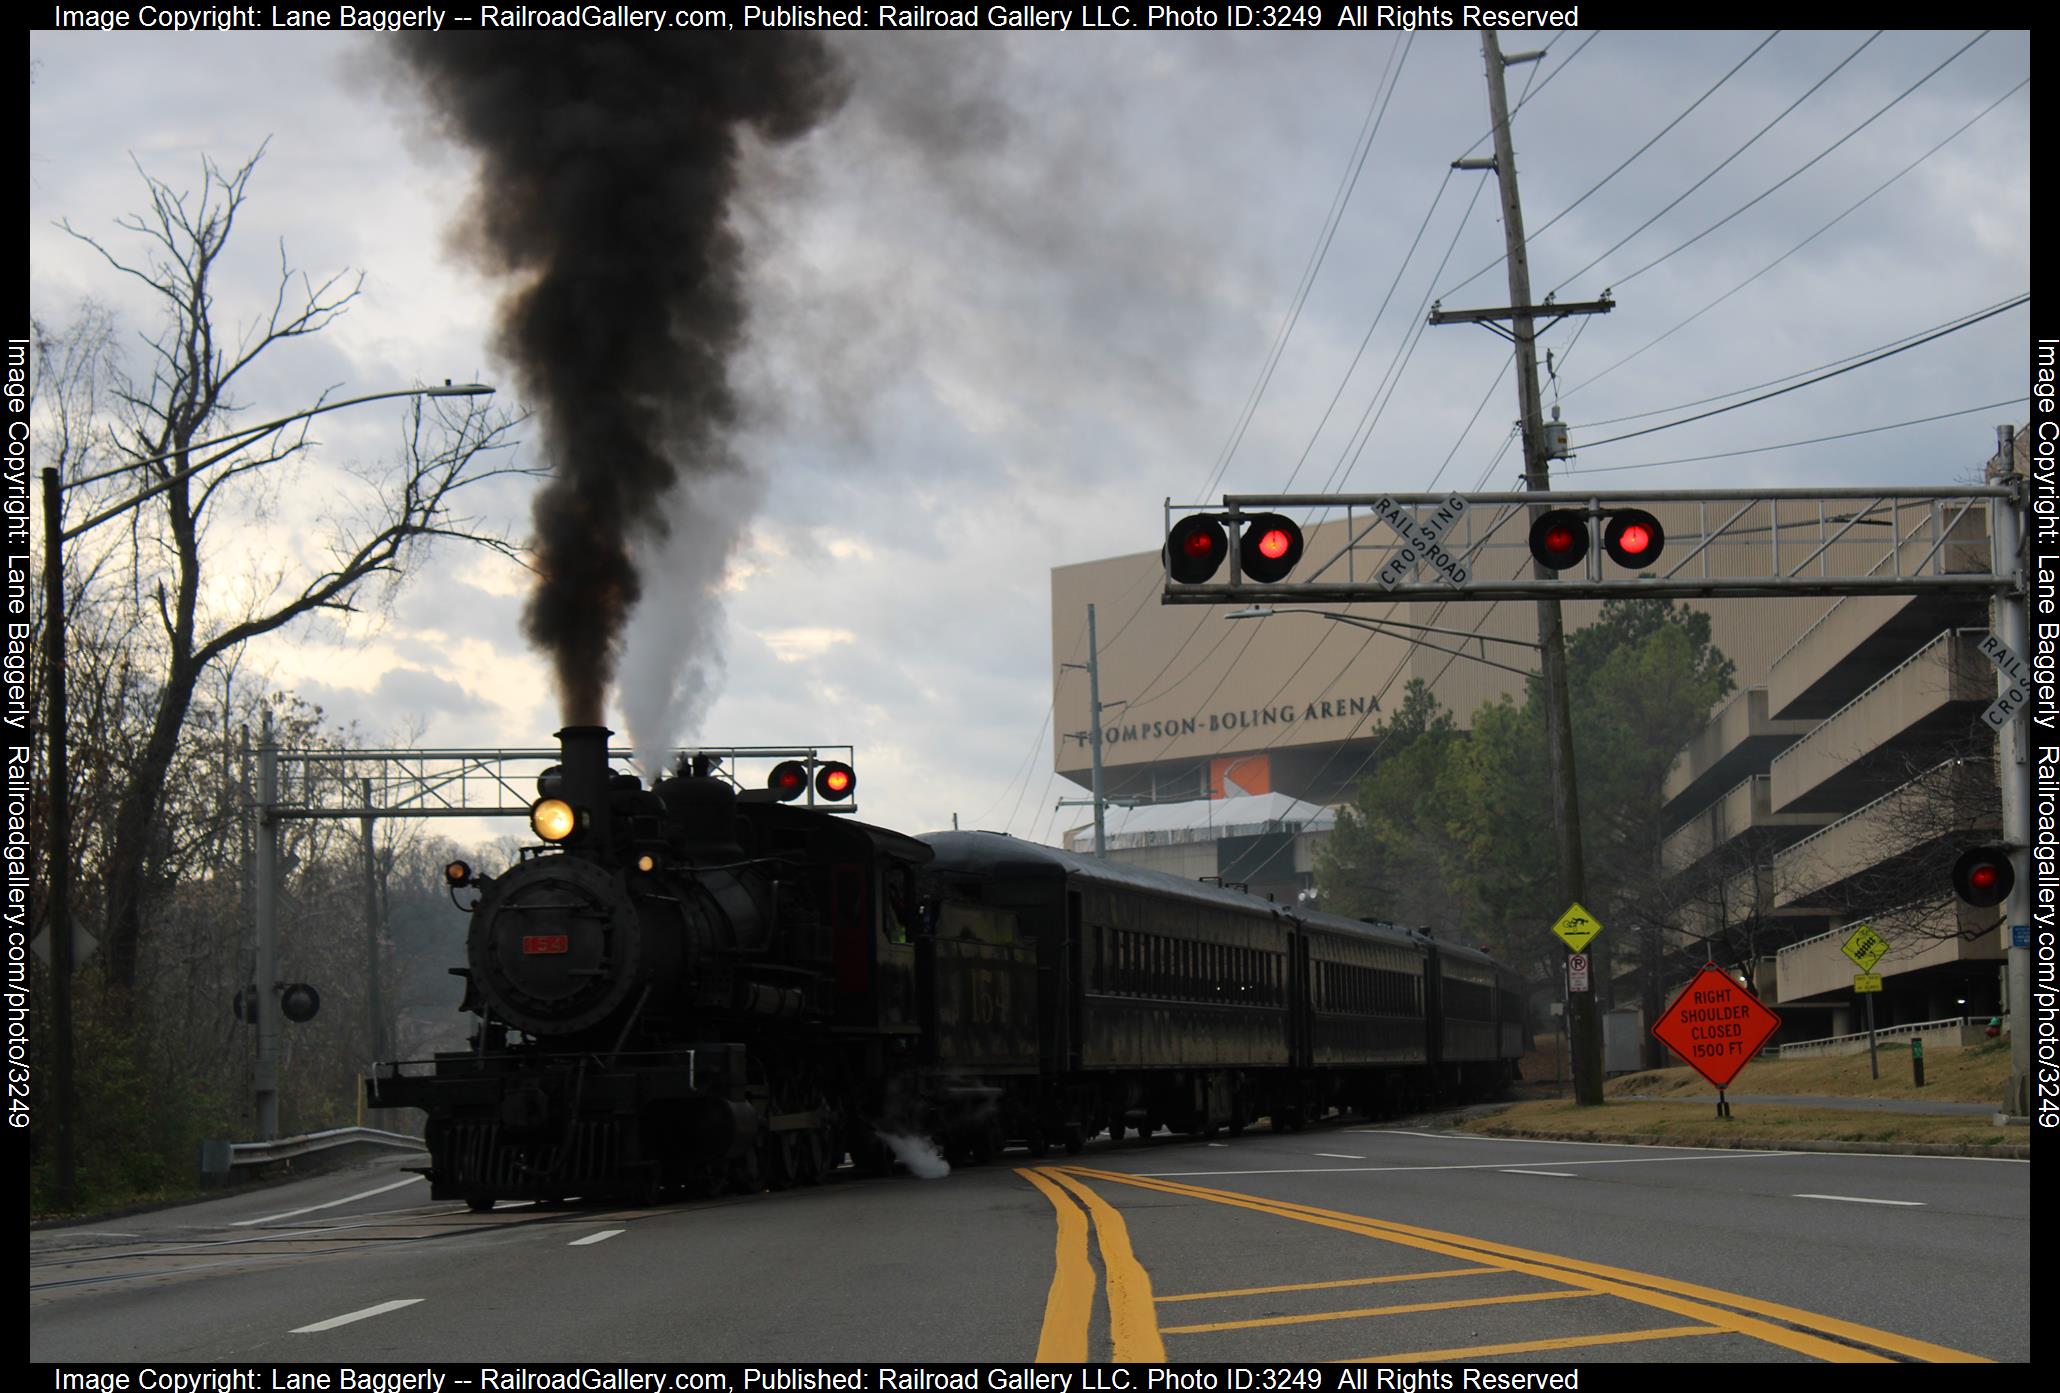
[280,984,322,1023]
[1528,509,1589,571]
[1952,846,2015,908]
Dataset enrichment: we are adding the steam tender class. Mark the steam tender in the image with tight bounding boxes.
[370,727,1527,1206]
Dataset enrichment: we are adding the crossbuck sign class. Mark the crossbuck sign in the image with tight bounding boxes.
[1373,494,1470,590]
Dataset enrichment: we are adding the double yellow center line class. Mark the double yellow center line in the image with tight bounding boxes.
[1019,1163,1987,1364]
[1017,1167,1166,1362]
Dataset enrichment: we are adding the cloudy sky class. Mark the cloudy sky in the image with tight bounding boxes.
[27,25,2032,845]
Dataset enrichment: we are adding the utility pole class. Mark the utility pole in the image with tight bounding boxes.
[1062,604,1114,856]
[1435,33,1614,1105]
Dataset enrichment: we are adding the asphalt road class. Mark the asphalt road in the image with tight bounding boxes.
[28,1122,2030,1366]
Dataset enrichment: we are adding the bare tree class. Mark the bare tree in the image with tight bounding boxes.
[1649,725,2003,1016]
[46,145,530,994]
[1798,742,2005,949]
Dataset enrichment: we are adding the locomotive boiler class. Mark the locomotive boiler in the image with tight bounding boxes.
[370,727,1527,1210]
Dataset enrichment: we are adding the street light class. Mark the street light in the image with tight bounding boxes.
[39,381,494,1208]
[1224,606,1543,678]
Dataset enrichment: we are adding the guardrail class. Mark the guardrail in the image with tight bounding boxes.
[1777,1015,1982,1059]
[199,1125,426,1181]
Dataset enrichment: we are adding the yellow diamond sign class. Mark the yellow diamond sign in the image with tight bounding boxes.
[1841,923,1889,973]
[1550,902,1603,952]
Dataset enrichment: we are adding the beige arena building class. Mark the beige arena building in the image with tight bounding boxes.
[1048,433,2026,1051]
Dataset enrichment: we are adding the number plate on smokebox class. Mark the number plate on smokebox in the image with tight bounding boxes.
[522,935,570,955]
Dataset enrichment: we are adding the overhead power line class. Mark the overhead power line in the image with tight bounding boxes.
[1547,31,1883,298]
[1575,293,2025,450]
[1577,291,2033,429]
[1441,31,1779,305]
[1580,31,1991,295]
[1560,74,2030,401]
[1561,397,2026,476]
[1199,35,1411,503]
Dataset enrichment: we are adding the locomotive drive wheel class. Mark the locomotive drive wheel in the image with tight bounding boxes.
[766,1132,800,1190]
[849,1135,894,1177]
[730,1146,763,1195]
[797,1096,835,1185]
[796,1127,831,1185]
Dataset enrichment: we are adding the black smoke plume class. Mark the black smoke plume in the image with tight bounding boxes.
[396,36,845,725]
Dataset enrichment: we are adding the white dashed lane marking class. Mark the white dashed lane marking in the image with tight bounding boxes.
[291,1299,424,1333]
[1792,1194,1925,1207]
[569,1229,626,1246]
[233,1175,423,1227]
[1501,1169,1578,1177]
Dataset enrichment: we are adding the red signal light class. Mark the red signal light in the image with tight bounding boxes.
[1166,514,1230,584]
[767,761,809,802]
[1527,509,1589,571]
[1238,512,1304,583]
[1952,846,2013,907]
[1603,509,1665,568]
[815,761,856,801]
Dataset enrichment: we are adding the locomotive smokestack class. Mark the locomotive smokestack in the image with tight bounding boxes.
[556,725,615,849]
[392,36,847,726]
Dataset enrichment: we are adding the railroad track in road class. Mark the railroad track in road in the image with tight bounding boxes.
[28,1195,680,1296]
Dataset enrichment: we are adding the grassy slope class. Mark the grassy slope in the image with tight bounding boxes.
[1463,1036,2029,1150]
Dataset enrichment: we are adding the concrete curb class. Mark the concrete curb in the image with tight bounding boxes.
[1467,1124,2030,1160]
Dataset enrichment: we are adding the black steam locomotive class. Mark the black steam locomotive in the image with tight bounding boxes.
[368,727,1527,1209]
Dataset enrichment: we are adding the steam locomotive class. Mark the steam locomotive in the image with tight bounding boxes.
[368,727,1527,1209]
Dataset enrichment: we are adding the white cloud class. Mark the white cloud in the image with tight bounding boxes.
[761,627,859,663]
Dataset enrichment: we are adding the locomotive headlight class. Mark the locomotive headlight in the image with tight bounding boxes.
[636,853,657,874]
[445,859,473,887]
[530,797,577,842]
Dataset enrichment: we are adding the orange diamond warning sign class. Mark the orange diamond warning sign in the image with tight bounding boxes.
[1651,966,1782,1090]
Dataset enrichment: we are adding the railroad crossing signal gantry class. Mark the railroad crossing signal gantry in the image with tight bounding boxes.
[1161,486,2012,604]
